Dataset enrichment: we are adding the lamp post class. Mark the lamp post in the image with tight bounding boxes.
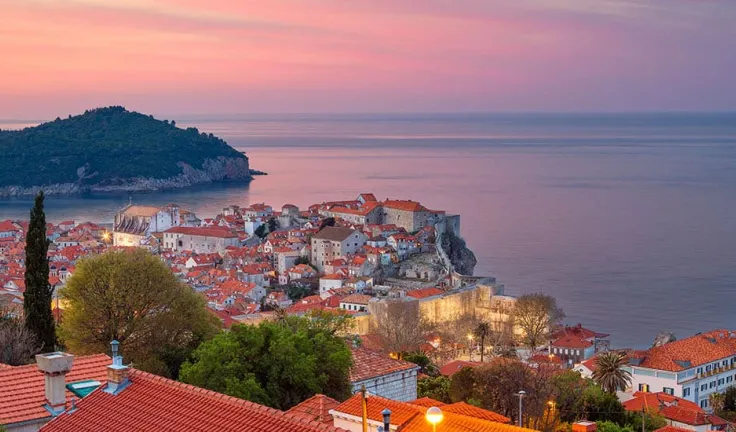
[426,406,443,432]
[516,390,527,428]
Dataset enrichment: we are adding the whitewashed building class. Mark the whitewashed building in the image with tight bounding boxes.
[113,204,180,247]
[627,330,736,410]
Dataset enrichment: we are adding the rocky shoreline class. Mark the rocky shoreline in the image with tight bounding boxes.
[0,156,258,197]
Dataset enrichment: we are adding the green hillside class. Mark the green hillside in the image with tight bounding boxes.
[0,106,247,187]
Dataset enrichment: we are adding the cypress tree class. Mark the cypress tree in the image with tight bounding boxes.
[23,191,56,351]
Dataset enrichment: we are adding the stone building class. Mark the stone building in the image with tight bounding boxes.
[113,204,180,247]
[349,346,419,402]
[310,227,368,272]
[163,226,239,254]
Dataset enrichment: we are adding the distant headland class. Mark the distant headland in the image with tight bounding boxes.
[0,106,258,197]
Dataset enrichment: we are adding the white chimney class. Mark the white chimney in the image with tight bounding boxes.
[36,352,74,415]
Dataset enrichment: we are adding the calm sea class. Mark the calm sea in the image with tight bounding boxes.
[2,113,736,348]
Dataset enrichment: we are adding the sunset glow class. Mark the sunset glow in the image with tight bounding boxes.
[2,0,735,118]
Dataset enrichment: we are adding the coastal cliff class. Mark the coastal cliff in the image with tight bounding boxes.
[0,106,253,196]
[439,230,477,276]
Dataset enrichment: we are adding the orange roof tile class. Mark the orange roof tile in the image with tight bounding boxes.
[399,410,533,432]
[409,397,447,408]
[439,360,482,377]
[654,426,697,432]
[623,392,709,426]
[635,329,736,372]
[40,369,345,432]
[349,346,418,383]
[444,401,511,424]
[334,393,526,432]
[333,393,421,426]
[286,394,341,424]
[0,354,110,426]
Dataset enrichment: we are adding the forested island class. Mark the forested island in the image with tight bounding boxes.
[0,106,253,196]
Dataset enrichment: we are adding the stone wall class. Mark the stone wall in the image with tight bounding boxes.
[351,369,418,402]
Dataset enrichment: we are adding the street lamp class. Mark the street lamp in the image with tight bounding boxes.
[426,406,443,432]
[516,390,527,428]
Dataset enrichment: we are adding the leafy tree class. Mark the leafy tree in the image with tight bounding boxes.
[418,375,451,403]
[254,224,268,239]
[0,107,248,188]
[724,386,736,411]
[23,191,56,351]
[592,352,631,393]
[180,315,352,410]
[319,217,336,230]
[286,283,311,300]
[0,315,39,365]
[513,294,565,351]
[624,411,666,432]
[449,366,477,403]
[474,321,491,362]
[294,256,310,266]
[596,421,634,432]
[404,352,439,376]
[267,218,278,233]
[59,249,220,378]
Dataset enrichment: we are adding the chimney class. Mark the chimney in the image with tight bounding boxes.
[104,340,130,394]
[36,351,75,415]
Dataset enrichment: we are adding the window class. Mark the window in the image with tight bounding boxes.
[710,381,716,389]
[697,368,703,375]
[701,399,709,408]
[719,379,725,385]
[683,388,691,397]
[728,376,733,383]
[707,366,712,372]
[663,387,674,395]
[639,384,650,392]
[701,384,708,391]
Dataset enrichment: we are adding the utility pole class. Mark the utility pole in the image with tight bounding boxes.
[516,390,527,428]
[642,408,646,432]
[362,385,368,432]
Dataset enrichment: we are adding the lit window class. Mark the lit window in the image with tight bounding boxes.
[639,384,650,392]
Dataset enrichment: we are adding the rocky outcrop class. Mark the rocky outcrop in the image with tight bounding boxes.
[0,156,251,197]
[652,331,677,347]
[439,231,477,276]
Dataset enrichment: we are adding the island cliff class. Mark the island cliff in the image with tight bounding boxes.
[0,106,252,196]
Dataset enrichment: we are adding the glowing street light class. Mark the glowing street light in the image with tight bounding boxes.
[426,406,443,432]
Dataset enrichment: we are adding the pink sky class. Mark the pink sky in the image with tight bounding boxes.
[1,0,735,118]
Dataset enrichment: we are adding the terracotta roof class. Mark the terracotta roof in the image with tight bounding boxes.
[41,369,345,432]
[340,294,372,305]
[635,329,736,372]
[334,393,527,432]
[551,324,609,340]
[358,193,378,202]
[623,392,710,426]
[444,401,511,424]
[439,360,482,377]
[550,335,593,349]
[383,200,428,212]
[654,426,697,432]
[313,227,360,242]
[122,205,161,217]
[165,226,237,238]
[0,220,19,232]
[332,393,420,426]
[399,411,532,432]
[286,394,340,424]
[0,354,110,426]
[409,397,447,407]
[349,346,419,383]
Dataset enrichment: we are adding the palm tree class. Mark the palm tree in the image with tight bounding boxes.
[593,351,632,393]
[474,321,491,362]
